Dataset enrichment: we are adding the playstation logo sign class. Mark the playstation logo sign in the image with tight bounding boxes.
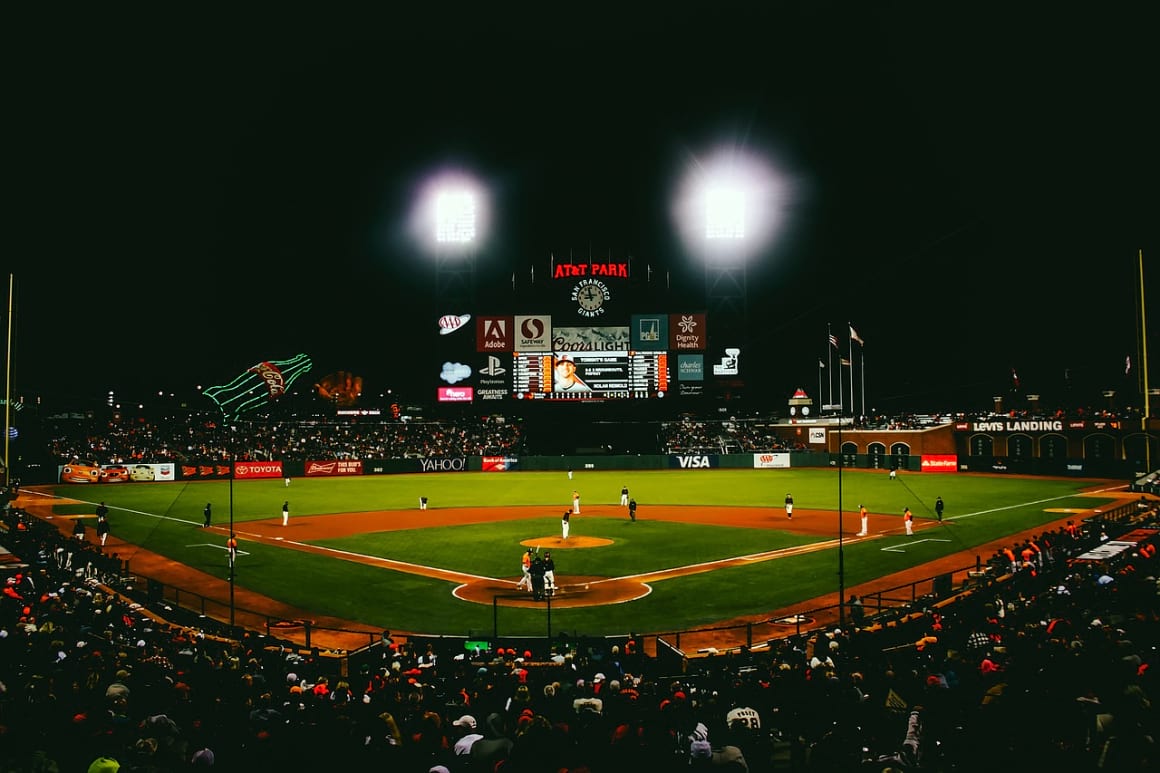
[480,355,506,376]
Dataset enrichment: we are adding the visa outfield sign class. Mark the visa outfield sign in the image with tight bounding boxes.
[668,454,718,469]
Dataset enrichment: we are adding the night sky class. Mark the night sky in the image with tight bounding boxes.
[7,6,1156,415]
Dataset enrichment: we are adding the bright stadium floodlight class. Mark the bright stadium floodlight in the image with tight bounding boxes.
[409,169,490,255]
[671,146,791,262]
[435,190,476,244]
[704,186,746,240]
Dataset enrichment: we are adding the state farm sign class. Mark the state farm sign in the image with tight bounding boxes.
[920,455,958,473]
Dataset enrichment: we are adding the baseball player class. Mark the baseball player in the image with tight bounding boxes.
[516,548,533,590]
[543,551,556,594]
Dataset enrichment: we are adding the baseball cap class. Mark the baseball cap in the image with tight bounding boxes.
[88,758,121,773]
[191,748,215,766]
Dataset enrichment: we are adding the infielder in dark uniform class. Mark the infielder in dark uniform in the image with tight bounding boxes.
[530,552,547,600]
[543,551,556,594]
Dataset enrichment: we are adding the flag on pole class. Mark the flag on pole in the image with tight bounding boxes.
[828,334,839,349]
[849,324,864,346]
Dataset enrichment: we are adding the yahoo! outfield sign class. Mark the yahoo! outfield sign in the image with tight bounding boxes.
[417,457,468,473]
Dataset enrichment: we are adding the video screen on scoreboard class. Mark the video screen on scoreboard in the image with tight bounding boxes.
[511,350,669,400]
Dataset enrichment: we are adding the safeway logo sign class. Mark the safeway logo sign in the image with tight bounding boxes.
[515,315,551,351]
[670,455,716,469]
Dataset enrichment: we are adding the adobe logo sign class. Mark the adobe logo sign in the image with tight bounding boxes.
[437,386,474,403]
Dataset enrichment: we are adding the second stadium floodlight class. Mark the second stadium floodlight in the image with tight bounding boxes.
[435,190,476,244]
[704,185,746,240]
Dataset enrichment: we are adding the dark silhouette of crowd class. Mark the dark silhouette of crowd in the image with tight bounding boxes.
[44,413,524,466]
[3,491,1156,771]
[660,417,802,455]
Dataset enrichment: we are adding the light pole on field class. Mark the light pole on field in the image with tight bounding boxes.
[228,424,236,629]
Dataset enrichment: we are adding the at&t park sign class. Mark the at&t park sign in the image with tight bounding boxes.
[552,262,629,278]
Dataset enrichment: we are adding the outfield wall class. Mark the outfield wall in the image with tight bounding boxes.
[48,449,1134,485]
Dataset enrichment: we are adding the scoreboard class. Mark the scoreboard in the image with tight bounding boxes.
[431,256,711,405]
[511,350,669,401]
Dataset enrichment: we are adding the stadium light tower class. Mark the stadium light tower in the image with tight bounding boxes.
[411,170,490,312]
[672,148,787,323]
[435,190,477,245]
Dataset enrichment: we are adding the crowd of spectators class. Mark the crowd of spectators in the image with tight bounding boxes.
[660,418,803,455]
[44,414,524,465]
[3,491,1156,771]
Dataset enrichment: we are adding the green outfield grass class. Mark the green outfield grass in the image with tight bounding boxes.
[35,469,1122,637]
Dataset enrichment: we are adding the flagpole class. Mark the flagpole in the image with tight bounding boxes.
[849,324,866,420]
[1139,249,1151,470]
[838,348,844,411]
[861,349,867,419]
[848,334,855,418]
[4,274,12,481]
[818,359,824,412]
[827,323,834,409]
